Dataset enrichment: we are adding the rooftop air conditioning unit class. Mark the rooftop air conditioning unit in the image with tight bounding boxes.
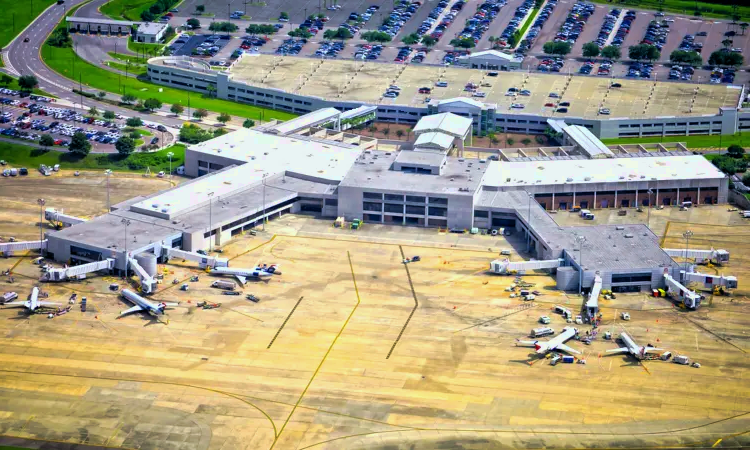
[479,159,487,163]
[616,226,624,230]
[624,234,634,238]
[566,177,573,182]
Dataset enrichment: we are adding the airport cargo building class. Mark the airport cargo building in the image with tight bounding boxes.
[46,111,725,293]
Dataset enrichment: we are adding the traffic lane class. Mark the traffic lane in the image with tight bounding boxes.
[75,0,108,19]
[430,0,488,54]
[570,4,610,56]
[529,0,572,53]
[621,10,651,49]
[657,16,702,63]
[395,2,436,40]
[474,0,526,52]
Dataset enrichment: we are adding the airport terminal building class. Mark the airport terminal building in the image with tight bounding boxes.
[45,111,726,292]
[146,54,749,139]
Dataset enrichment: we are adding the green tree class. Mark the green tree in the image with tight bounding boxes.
[721,38,733,49]
[125,117,143,127]
[709,50,744,67]
[206,84,216,98]
[246,24,277,35]
[727,144,745,158]
[280,12,289,20]
[186,18,201,29]
[521,138,531,145]
[742,172,750,185]
[507,30,521,48]
[402,33,420,45]
[601,45,622,60]
[121,93,137,104]
[68,131,91,156]
[449,37,475,49]
[741,23,749,36]
[129,131,141,140]
[97,91,107,100]
[88,106,99,117]
[193,108,208,120]
[486,132,496,148]
[382,128,390,138]
[18,75,38,92]
[103,110,116,120]
[39,134,55,149]
[242,118,256,128]
[361,31,392,43]
[670,50,702,66]
[141,10,155,22]
[196,5,205,14]
[115,136,136,155]
[217,112,231,124]
[144,98,163,111]
[542,41,572,56]
[46,28,71,47]
[629,43,660,61]
[0,74,12,87]
[582,42,600,58]
[170,104,184,115]
[288,28,313,38]
[179,123,214,143]
[395,129,405,140]
[421,35,437,47]
[209,21,238,32]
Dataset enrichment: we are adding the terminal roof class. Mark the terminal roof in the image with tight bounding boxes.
[413,132,455,151]
[563,125,614,159]
[266,107,340,135]
[413,112,472,139]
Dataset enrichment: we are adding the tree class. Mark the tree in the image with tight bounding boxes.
[246,24,277,35]
[208,21,238,32]
[121,93,137,104]
[206,84,216,98]
[280,12,289,20]
[39,134,55,149]
[721,38,733,49]
[288,28,313,38]
[125,117,143,127]
[68,131,91,156]
[179,123,214,143]
[186,18,201,29]
[449,37,475,49]
[368,125,378,136]
[382,128,390,138]
[97,91,107,100]
[486,132,496,148]
[727,144,745,158]
[88,106,99,117]
[629,43,660,61]
[115,136,136,155]
[46,27,71,47]
[582,42,600,58]
[709,50,744,67]
[402,33,420,45]
[323,27,353,40]
[421,35,437,47]
[140,10,155,22]
[741,23,749,36]
[18,75,38,92]
[601,45,622,60]
[129,131,141,140]
[670,50,702,66]
[361,31,392,43]
[193,108,208,120]
[170,104,184,115]
[143,98,162,111]
[0,74,12,87]
[542,41,572,56]
[103,110,116,120]
[395,129,405,140]
[507,30,521,48]
[521,138,531,145]
[490,133,499,146]
[242,118,255,128]
[217,112,231,124]
[195,5,205,14]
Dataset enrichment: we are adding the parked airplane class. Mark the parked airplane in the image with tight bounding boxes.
[209,265,279,284]
[118,289,178,318]
[516,326,581,355]
[3,287,60,312]
[605,331,664,360]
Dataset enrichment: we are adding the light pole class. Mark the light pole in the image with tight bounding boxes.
[575,234,587,295]
[167,152,174,179]
[683,230,693,274]
[647,188,653,229]
[105,169,112,211]
[207,191,215,253]
[121,218,131,277]
[37,198,45,255]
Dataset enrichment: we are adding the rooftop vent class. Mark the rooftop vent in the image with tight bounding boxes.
[624,234,634,238]
[616,226,624,230]
[584,177,591,181]
[566,177,573,182]
[479,159,487,163]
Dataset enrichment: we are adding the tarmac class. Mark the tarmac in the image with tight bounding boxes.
[0,179,748,449]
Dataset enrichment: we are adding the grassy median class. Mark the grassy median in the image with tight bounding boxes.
[100,0,154,21]
[0,0,57,48]
[0,141,186,172]
[589,0,749,21]
[601,133,748,150]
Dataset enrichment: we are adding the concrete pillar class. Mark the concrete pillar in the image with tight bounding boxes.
[573,189,576,208]
[552,192,555,209]
[635,189,639,207]
[656,188,659,206]
[615,190,618,208]
[697,187,700,205]
[677,187,680,204]
[594,190,597,209]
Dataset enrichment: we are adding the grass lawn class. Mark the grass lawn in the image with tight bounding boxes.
[128,39,165,55]
[601,133,750,149]
[0,0,57,48]
[513,3,541,48]
[588,0,750,21]
[106,60,147,74]
[0,75,55,97]
[42,42,296,122]
[0,141,186,172]
[109,51,150,64]
[100,0,154,21]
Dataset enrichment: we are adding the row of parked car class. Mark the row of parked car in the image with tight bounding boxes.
[315,41,345,58]
[554,2,595,45]
[677,34,703,53]
[355,44,383,60]
[458,0,505,46]
[378,1,421,39]
[538,56,564,72]
[594,9,620,48]
[611,10,636,48]
[516,0,557,56]
[300,15,331,36]
[0,89,55,103]
[394,46,413,63]
[710,67,735,84]
[669,65,695,81]
[276,38,307,55]
[641,20,669,50]
[500,0,534,47]
[627,61,654,78]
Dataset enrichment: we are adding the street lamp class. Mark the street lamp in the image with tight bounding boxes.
[575,234,587,295]
[683,230,694,274]
[207,191,215,253]
[37,198,45,255]
[104,169,112,211]
[647,188,653,229]
[121,218,131,277]
[167,152,174,179]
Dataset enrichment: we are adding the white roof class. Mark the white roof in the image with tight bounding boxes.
[461,50,519,62]
[131,129,361,219]
[413,112,472,139]
[66,17,134,26]
[414,132,455,150]
[138,22,167,34]
[267,107,341,135]
[437,97,486,109]
[564,125,614,159]
[482,155,725,188]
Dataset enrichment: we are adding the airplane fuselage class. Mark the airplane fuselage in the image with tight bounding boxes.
[122,289,165,315]
[537,326,578,353]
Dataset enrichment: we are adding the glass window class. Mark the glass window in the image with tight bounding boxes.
[384,203,403,213]
[474,210,489,218]
[363,202,382,212]
[325,199,338,206]
[428,207,447,217]
[384,194,404,202]
[363,192,383,200]
[428,197,448,205]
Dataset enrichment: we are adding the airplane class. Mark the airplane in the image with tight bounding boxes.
[118,289,178,318]
[3,287,60,312]
[516,326,581,355]
[605,331,664,360]
[209,264,279,284]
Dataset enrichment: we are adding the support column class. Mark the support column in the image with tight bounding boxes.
[656,187,659,206]
[677,187,680,204]
[614,190,618,208]
[552,192,555,209]
[697,187,700,205]
[573,189,576,208]
[635,189,639,207]
[593,190,597,209]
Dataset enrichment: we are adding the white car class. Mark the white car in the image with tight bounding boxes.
[599,108,610,115]
[473,92,486,98]
[575,315,583,324]
[511,103,525,109]
[621,312,630,321]
[539,316,551,324]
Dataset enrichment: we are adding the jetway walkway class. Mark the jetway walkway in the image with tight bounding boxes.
[41,258,114,281]
[490,258,563,274]
[663,248,729,264]
[127,256,158,294]
[162,247,228,269]
[45,208,87,228]
[664,270,702,309]
[0,240,47,256]
[682,271,737,290]
[584,274,602,319]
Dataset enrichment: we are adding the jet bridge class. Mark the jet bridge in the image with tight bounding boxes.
[40,258,115,282]
[584,274,602,319]
[162,247,228,269]
[490,258,563,274]
[127,256,158,294]
[45,208,87,229]
[682,271,738,290]
[663,270,702,309]
[0,239,47,257]
[663,248,729,264]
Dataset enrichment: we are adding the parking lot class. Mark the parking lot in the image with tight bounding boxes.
[170,33,233,57]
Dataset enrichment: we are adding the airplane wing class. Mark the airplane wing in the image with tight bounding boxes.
[162,302,179,308]
[2,301,26,307]
[644,347,664,354]
[235,275,246,284]
[119,305,145,317]
[605,347,629,355]
[515,339,539,348]
[555,344,581,355]
[38,302,61,307]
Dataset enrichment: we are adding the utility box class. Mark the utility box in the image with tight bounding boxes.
[562,355,575,363]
